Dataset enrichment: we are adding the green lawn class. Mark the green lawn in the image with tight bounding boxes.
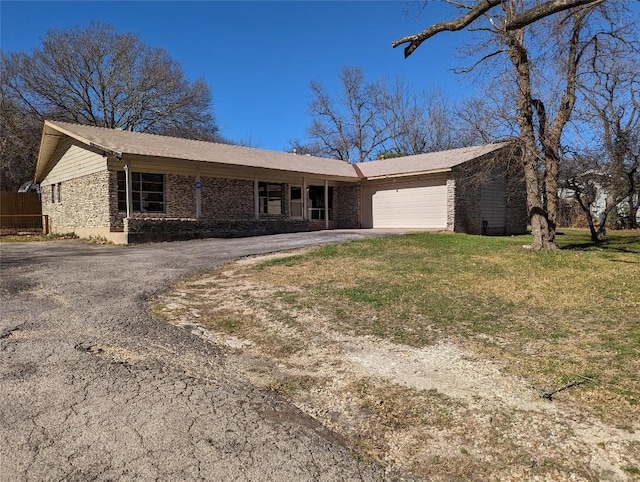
[254,229,640,425]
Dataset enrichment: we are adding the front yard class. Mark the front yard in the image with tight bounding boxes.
[155,229,640,481]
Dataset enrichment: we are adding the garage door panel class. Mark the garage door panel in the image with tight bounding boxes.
[368,180,447,229]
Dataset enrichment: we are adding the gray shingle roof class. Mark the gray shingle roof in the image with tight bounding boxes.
[37,121,511,182]
[354,143,511,179]
[41,121,358,179]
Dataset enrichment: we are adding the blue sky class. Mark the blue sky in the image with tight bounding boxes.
[1,1,476,151]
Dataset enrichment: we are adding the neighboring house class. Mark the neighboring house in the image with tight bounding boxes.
[559,173,640,227]
[34,121,527,244]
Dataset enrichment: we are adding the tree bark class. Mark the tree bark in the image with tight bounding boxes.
[506,29,557,250]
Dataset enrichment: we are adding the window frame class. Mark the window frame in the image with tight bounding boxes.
[258,181,283,215]
[289,185,303,219]
[117,171,165,213]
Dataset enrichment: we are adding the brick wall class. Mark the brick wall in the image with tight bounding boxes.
[42,170,111,233]
[201,177,254,220]
[109,170,124,230]
[167,174,196,218]
[334,184,360,228]
[452,164,483,234]
[505,169,528,235]
[451,158,527,235]
[125,217,310,243]
[109,172,197,230]
[106,171,364,241]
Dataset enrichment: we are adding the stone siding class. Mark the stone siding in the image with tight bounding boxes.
[446,175,456,231]
[42,170,111,234]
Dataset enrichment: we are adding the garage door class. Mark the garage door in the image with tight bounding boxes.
[367,179,447,229]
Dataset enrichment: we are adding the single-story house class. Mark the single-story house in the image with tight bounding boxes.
[34,120,527,244]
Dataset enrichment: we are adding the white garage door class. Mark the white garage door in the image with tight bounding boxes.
[368,179,447,229]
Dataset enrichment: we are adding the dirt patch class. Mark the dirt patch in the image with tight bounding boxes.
[154,252,640,481]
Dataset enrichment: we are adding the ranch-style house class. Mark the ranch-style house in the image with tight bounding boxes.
[34,120,527,244]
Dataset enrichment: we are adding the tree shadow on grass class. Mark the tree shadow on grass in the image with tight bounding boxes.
[557,231,640,255]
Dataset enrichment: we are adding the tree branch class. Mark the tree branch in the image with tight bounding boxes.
[393,0,605,58]
[392,0,502,58]
[505,0,603,31]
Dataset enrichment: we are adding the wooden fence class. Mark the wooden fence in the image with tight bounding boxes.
[0,191,47,233]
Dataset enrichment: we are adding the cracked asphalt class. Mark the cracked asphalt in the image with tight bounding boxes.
[0,231,404,481]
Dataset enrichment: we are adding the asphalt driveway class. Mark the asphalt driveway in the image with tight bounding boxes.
[0,231,405,481]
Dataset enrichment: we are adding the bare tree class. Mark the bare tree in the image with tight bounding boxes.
[394,0,603,58]
[304,67,462,162]
[393,0,633,250]
[0,23,219,190]
[577,54,640,229]
[0,95,43,191]
[306,67,391,163]
[559,153,619,241]
[383,83,460,155]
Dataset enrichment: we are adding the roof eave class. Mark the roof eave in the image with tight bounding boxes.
[35,121,123,182]
[364,167,452,181]
[121,152,360,181]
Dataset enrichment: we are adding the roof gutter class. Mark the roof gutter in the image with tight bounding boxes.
[89,142,122,159]
[364,167,451,181]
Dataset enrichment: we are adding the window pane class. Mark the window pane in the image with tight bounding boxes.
[141,182,163,192]
[257,182,283,214]
[290,203,303,217]
[145,202,164,212]
[142,173,163,183]
[144,192,163,202]
[291,186,302,200]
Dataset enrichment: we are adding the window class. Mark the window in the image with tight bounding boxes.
[117,171,165,213]
[308,185,333,220]
[290,186,303,218]
[51,183,61,203]
[258,182,283,215]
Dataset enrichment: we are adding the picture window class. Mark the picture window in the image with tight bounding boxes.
[117,171,165,213]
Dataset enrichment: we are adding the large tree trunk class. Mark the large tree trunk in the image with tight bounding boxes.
[507,28,558,250]
[544,156,559,244]
[524,152,556,249]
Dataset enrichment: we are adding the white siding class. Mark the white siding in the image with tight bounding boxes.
[41,140,107,186]
[363,176,448,229]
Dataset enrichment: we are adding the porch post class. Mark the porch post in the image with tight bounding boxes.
[324,179,329,229]
[302,177,307,220]
[254,178,260,220]
[195,172,201,219]
[124,164,132,218]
